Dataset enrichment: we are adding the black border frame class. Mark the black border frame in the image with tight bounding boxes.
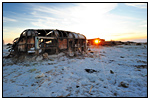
[2,2,148,98]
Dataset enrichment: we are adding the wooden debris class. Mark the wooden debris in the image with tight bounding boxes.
[85,69,98,73]
[110,70,114,74]
[36,56,43,61]
[120,56,124,58]
[42,53,48,59]
[134,65,147,68]
[89,85,93,93]
[35,73,45,79]
[48,82,52,85]
[119,81,129,88]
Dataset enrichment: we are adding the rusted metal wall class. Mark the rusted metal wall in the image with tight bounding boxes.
[27,37,35,49]
[18,38,26,51]
[58,39,67,49]
[18,37,35,51]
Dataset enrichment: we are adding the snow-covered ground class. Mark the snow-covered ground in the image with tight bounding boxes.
[3,44,147,97]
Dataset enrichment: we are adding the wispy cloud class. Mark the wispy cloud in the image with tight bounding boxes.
[3,17,17,22]
[111,32,137,36]
[29,4,119,30]
[139,24,147,28]
[3,3,147,43]
[28,3,122,39]
[27,3,147,40]
[125,3,147,9]
[139,21,147,28]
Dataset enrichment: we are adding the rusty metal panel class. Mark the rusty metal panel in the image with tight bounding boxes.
[27,37,35,49]
[27,37,34,44]
[58,39,67,49]
[18,38,26,51]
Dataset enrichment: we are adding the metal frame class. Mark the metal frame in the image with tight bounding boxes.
[9,29,87,56]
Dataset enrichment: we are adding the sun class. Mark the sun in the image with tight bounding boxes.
[94,39,100,44]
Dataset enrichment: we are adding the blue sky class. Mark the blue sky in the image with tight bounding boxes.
[3,3,147,43]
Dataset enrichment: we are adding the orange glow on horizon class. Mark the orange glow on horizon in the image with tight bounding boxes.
[114,35,147,42]
[94,39,100,44]
[3,31,147,44]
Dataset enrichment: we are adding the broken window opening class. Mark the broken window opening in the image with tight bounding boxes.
[61,31,67,37]
[22,31,26,36]
[68,33,73,38]
[46,31,53,36]
[41,39,44,42]
[27,31,32,36]
[39,39,57,48]
[57,30,63,37]
[13,38,19,43]
[38,33,41,35]
[45,40,52,44]
[48,32,56,37]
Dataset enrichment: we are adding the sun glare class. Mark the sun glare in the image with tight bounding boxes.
[95,39,100,44]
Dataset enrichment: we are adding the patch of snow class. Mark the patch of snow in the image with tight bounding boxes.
[3,45,147,97]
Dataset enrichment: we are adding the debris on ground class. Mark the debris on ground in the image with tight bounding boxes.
[110,70,114,74]
[42,53,49,59]
[119,81,129,88]
[85,69,98,73]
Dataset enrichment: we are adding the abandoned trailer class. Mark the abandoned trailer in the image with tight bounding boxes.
[9,29,86,57]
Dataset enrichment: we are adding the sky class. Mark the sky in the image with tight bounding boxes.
[3,3,147,43]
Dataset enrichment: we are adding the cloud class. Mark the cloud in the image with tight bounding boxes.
[125,3,147,9]
[111,32,137,36]
[28,3,147,40]
[29,3,118,33]
[3,3,147,42]
[139,24,147,28]
[139,21,147,28]
[3,17,17,22]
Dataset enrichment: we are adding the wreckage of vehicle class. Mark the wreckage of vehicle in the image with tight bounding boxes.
[8,29,87,57]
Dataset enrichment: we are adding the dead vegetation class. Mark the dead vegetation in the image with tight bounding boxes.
[134,65,147,69]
